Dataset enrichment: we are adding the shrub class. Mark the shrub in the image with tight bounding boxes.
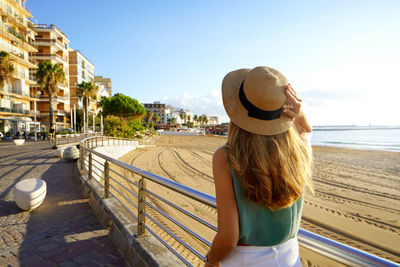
[104,115,146,138]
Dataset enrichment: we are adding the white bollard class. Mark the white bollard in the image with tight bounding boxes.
[13,178,47,211]
[63,146,79,161]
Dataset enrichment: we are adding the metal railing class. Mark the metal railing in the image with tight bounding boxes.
[30,53,65,62]
[0,107,36,115]
[79,136,399,267]
[55,132,101,146]
[34,38,64,47]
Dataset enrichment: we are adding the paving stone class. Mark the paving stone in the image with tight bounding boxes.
[48,249,85,263]
[58,261,78,267]
[71,251,98,264]
[82,262,102,267]
[37,243,60,252]
[38,247,66,258]
[20,255,53,267]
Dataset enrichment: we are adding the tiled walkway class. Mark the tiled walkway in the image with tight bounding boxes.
[0,141,124,266]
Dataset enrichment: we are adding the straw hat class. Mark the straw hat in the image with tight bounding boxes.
[222,66,293,135]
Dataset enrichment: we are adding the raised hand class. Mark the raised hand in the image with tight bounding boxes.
[283,83,304,119]
[283,84,312,133]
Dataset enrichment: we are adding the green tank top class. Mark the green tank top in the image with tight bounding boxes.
[225,149,304,246]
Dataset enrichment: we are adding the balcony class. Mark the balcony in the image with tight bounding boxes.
[3,0,33,19]
[0,6,29,30]
[36,95,67,103]
[58,82,68,90]
[34,24,67,38]
[30,53,66,64]
[55,95,67,102]
[53,95,68,102]
[0,88,31,99]
[0,22,37,52]
[0,107,37,115]
[40,109,67,116]
[10,88,29,97]
[8,50,37,68]
[34,38,64,49]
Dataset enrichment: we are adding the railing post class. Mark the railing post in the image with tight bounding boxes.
[102,136,104,147]
[55,135,57,145]
[138,177,147,236]
[88,152,92,180]
[104,161,110,198]
[66,135,69,144]
[80,145,84,170]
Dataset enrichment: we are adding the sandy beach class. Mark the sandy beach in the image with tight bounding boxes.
[111,135,400,266]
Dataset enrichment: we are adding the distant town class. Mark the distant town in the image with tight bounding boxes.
[0,0,227,138]
[143,101,228,135]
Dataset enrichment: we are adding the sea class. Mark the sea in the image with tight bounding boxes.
[312,126,400,152]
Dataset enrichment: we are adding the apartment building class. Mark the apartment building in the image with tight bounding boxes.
[176,108,193,124]
[30,24,70,130]
[209,116,219,125]
[0,0,38,134]
[143,101,170,124]
[93,75,112,99]
[69,49,95,113]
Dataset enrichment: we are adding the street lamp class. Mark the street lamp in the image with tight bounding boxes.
[34,90,41,141]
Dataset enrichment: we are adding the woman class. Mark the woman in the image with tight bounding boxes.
[205,66,313,267]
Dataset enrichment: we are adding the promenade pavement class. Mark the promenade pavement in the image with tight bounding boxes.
[0,140,124,266]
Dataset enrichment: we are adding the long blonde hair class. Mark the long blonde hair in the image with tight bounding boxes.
[226,122,313,211]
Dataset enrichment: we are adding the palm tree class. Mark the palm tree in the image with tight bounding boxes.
[146,110,153,123]
[36,61,66,129]
[152,114,160,124]
[194,115,198,126]
[0,51,15,90]
[179,113,184,124]
[77,81,98,133]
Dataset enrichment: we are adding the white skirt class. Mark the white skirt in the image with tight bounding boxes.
[221,237,301,267]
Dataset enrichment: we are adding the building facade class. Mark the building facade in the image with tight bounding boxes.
[143,101,170,124]
[69,49,95,113]
[209,116,219,125]
[30,24,70,130]
[93,75,111,99]
[176,108,193,125]
[0,0,38,135]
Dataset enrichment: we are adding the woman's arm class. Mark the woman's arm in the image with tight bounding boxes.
[205,147,239,266]
[283,83,312,133]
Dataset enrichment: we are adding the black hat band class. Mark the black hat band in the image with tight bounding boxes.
[239,81,283,121]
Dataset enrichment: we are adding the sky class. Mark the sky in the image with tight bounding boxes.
[27,0,400,126]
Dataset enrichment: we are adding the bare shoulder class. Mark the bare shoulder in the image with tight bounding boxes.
[213,146,227,164]
[213,146,230,179]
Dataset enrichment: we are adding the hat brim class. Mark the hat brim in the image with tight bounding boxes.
[222,68,293,136]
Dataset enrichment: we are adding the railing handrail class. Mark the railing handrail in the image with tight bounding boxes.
[79,136,399,267]
[84,143,216,207]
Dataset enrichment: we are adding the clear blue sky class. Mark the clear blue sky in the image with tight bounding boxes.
[27,1,400,125]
